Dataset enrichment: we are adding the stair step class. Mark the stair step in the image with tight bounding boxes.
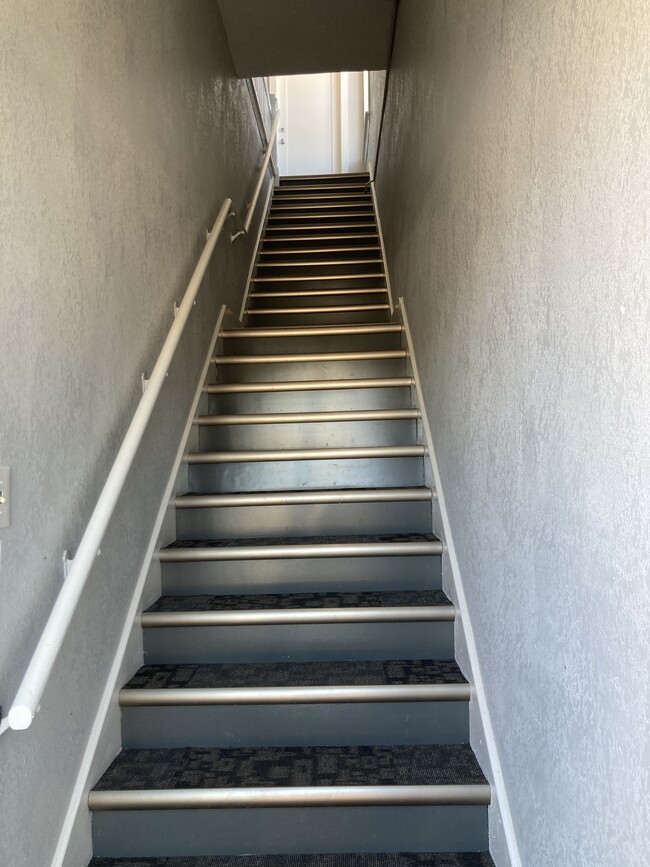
[222,323,401,338]
[251,274,385,283]
[265,223,377,232]
[176,487,431,506]
[89,745,489,857]
[255,258,383,268]
[120,659,469,749]
[205,377,413,394]
[187,445,424,463]
[280,172,370,182]
[90,743,489,802]
[263,233,379,244]
[196,409,419,426]
[259,246,381,256]
[205,378,413,414]
[89,854,495,866]
[245,306,390,328]
[144,589,451,619]
[160,533,441,563]
[122,657,465,698]
[221,323,402,356]
[215,349,406,366]
[270,203,374,212]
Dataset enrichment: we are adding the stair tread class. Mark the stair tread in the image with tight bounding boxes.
[124,659,465,691]
[165,533,437,551]
[146,590,450,614]
[89,853,495,865]
[93,744,487,791]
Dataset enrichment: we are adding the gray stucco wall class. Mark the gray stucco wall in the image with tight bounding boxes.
[0,2,263,864]
[374,1,649,865]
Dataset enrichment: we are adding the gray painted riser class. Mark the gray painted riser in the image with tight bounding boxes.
[244,310,390,327]
[143,622,453,664]
[248,290,388,308]
[258,247,382,261]
[161,554,441,596]
[198,419,417,451]
[267,216,376,228]
[207,385,413,413]
[121,702,469,749]
[264,227,380,239]
[222,332,402,355]
[249,277,384,293]
[262,236,380,251]
[188,457,424,494]
[254,263,384,278]
[176,500,432,540]
[214,357,407,383]
[92,805,487,857]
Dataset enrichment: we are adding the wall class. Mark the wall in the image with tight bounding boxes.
[374,1,649,865]
[0,2,264,864]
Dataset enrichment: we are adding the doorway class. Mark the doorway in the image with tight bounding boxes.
[269,72,366,176]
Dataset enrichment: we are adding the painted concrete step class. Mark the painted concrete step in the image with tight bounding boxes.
[119,658,469,748]
[205,377,414,413]
[196,408,419,451]
[186,446,425,496]
[158,535,442,617]
[90,745,489,857]
[221,322,403,355]
[213,351,407,383]
[142,587,451,664]
[175,486,433,539]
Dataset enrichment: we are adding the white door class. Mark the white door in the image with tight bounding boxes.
[270,73,365,177]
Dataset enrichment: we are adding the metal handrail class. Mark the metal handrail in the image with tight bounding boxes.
[231,110,280,241]
[6,107,280,732]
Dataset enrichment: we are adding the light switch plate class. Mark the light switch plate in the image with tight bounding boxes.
[0,467,10,528]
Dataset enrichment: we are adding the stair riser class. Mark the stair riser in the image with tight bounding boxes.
[272,196,373,207]
[176,501,432,540]
[246,306,390,328]
[214,357,406,383]
[244,309,390,327]
[258,247,382,261]
[249,276,384,292]
[144,623,452,664]
[255,264,384,280]
[198,420,417,451]
[269,208,375,220]
[92,805,487,857]
[248,290,388,308]
[207,386,412,413]
[222,332,402,355]
[161,554,440,595]
[265,225,378,238]
[121,702,468,749]
[262,236,379,251]
[188,457,424,493]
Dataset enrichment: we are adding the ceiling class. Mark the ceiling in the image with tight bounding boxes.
[217,0,397,77]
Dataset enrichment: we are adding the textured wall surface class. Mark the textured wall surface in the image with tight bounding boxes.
[0,2,263,864]
[375,1,649,865]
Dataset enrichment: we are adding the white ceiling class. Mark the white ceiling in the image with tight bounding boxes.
[217,0,397,77]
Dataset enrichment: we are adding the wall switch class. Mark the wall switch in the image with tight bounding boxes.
[0,467,10,529]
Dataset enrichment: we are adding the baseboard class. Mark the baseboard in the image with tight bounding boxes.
[395,298,522,867]
[53,305,228,867]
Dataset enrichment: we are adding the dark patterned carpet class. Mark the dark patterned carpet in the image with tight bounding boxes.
[94,745,486,791]
[123,659,466,690]
[89,855,495,866]
[165,533,438,550]
[145,590,449,613]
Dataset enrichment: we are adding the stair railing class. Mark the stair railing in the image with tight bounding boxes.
[4,107,280,734]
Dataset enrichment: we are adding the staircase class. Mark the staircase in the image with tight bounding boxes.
[88,173,494,867]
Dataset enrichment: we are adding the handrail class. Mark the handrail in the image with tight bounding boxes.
[231,110,280,241]
[6,198,233,731]
[6,106,280,732]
